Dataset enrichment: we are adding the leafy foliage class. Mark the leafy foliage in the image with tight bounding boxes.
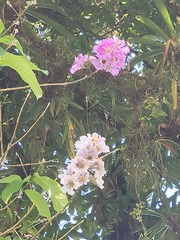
[0,0,179,239]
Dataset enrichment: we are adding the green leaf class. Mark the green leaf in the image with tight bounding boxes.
[0,19,5,35]
[155,0,176,38]
[128,35,165,47]
[2,179,24,203]
[136,15,170,41]
[26,10,72,38]
[0,237,11,240]
[50,98,56,117]
[68,112,85,134]
[25,190,51,220]
[21,21,41,43]
[130,49,163,67]
[30,1,72,20]
[23,57,49,75]
[33,173,68,212]
[0,50,43,99]
[33,173,49,192]
[67,101,84,110]
[0,175,21,183]
[142,209,165,218]
[0,35,24,54]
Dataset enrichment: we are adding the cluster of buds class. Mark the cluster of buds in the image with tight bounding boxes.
[70,37,130,76]
[59,133,110,195]
[130,202,145,223]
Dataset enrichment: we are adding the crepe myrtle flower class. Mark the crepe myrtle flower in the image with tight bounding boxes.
[70,54,95,74]
[59,133,109,195]
[70,37,130,76]
[60,173,80,195]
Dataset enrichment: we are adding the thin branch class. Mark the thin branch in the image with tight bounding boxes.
[0,204,34,237]
[0,103,3,155]
[11,102,50,148]
[30,207,66,240]
[0,196,18,212]
[0,93,30,164]
[9,92,30,147]
[0,102,50,165]
[58,220,84,240]
[1,159,55,168]
[30,190,80,240]
[100,148,120,160]
[0,71,98,92]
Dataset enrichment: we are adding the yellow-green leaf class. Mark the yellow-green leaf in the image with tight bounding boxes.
[0,19,5,35]
[25,190,51,220]
[155,0,176,38]
[0,35,24,54]
[136,15,170,41]
[33,173,68,213]
[0,51,43,99]
[2,179,24,203]
[0,175,21,183]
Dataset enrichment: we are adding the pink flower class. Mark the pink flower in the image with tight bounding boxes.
[93,38,115,57]
[91,56,109,71]
[70,54,89,74]
[70,37,129,76]
[91,37,130,76]
[106,66,120,76]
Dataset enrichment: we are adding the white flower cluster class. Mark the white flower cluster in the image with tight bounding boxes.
[26,0,37,7]
[59,133,110,195]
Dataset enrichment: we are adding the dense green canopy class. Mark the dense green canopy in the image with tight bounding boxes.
[0,0,179,239]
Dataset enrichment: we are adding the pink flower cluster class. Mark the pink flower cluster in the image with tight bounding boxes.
[70,37,130,76]
[59,133,110,195]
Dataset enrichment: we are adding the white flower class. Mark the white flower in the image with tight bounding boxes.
[59,133,109,195]
[93,159,106,176]
[60,174,80,195]
[26,0,37,7]
[69,157,90,171]
[76,147,98,161]
[92,171,105,189]
[76,171,90,185]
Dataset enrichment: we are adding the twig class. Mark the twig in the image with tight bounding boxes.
[0,93,30,164]
[0,71,98,92]
[30,207,66,240]
[9,92,30,148]
[0,102,50,165]
[1,159,55,168]
[0,103,3,155]
[0,196,18,212]
[9,92,30,147]
[58,220,84,240]
[2,1,29,37]
[30,190,80,240]
[11,102,50,148]
[0,204,34,237]
[100,148,120,160]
